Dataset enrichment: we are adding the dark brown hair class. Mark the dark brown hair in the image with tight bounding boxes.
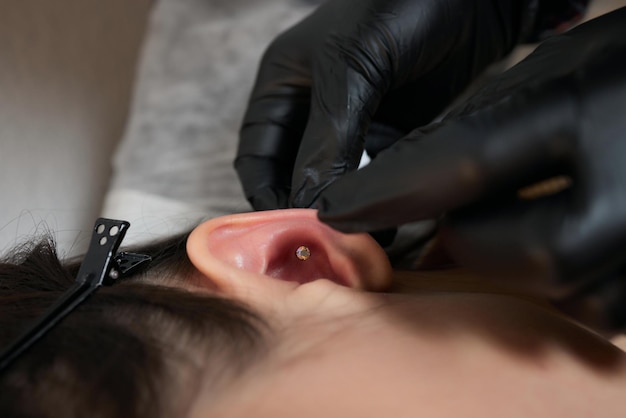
[0,233,267,418]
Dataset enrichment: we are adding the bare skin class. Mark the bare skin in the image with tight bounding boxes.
[182,209,626,417]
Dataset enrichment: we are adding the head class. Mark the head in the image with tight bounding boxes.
[0,209,395,417]
[2,209,624,417]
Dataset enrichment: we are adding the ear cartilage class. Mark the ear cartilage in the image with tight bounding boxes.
[295,246,311,261]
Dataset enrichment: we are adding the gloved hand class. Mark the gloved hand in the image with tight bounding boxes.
[236,0,531,210]
[318,8,626,332]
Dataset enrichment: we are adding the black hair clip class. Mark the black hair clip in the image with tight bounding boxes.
[109,252,153,283]
[0,218,151,373]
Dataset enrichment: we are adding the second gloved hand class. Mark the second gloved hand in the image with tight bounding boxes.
[317,8,626,332]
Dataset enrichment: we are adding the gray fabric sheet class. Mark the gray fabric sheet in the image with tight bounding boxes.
[102,0,318,243]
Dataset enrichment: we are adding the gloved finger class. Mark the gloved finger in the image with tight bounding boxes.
[368,228,398,249]
[361,125,430,251]
[355,120,403,250]
[236,37,313,210]
[441,189,626,301]
[234,157,291,210]
[555,273,626,334]
[364,121,414,160]
[317,85,577,232]
[288,34,389,208]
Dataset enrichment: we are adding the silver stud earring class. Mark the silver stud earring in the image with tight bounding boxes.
[295,245,311,261]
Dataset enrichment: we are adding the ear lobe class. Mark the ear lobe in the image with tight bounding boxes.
[186,209,392,294]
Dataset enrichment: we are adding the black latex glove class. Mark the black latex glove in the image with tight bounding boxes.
[318,8,626,333]
[236,0,531,210]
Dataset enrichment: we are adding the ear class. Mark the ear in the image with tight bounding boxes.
[186,209,392,306]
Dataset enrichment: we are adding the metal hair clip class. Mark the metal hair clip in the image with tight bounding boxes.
[0,218,151,373]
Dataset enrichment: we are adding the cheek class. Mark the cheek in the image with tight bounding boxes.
[224,328,442,417]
